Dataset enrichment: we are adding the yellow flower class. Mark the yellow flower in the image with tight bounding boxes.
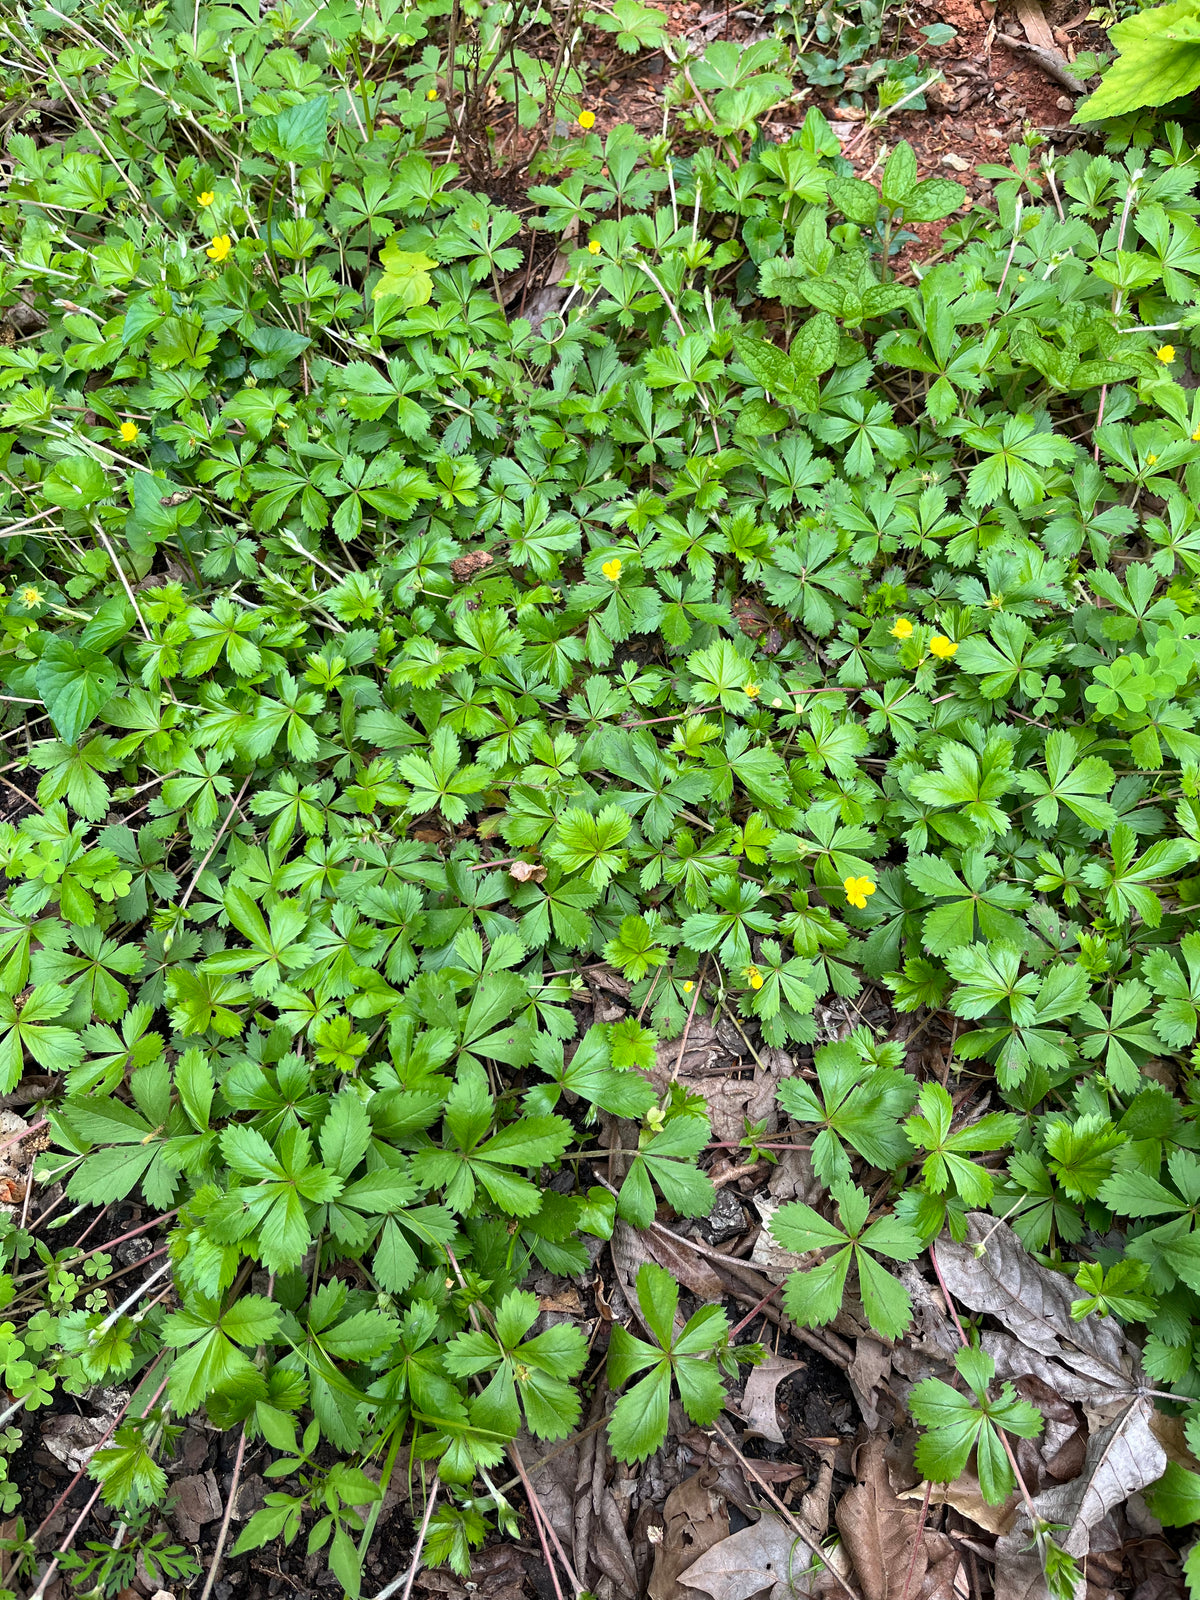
[20,586,43,609]
[1157,344,1175,364]
[118,420,140,443]
[929,635,958,659]
[1147,454,1158,466]
[745,966,764,990]
[1192,427,1200,442]
[843,875,876,910]
[197,190,214,207]
[682,980,694,993]
[890,617,913,639]
[206,234,232,262]
[601,557,622,583]
[578,110,596,129]
[744,682,759,699]
[588,240,601,254]
[426,88,438,100]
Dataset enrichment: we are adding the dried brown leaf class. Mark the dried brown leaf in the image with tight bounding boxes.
[847,1338,892,1432]
[837,1440,962,1600]
[736,1355,806,1445]
[507,860,545,883]
[936,1217,1137,1399]
[678,1515,814,1600]
[1015,0,1057,49]
[648,1474,730,1600]
[645,1227,726,1301]
[652,1022,782,1144]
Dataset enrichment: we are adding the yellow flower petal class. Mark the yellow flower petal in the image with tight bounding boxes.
[601,558,622,582]
[929,635,957,659]
[744,683,759,699]
[588,240,601,254]
[578,110,596,129]
[206,234,232,262]
[197,190,215,207]
[843,875,876,910]
[1157,344,1175,364]
[890,617,913,639]
[427,88,439,100]
[118,421,140,443]
[682,980,693,993]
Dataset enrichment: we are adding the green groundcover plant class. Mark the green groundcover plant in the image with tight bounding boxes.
[4,0,1200,1593]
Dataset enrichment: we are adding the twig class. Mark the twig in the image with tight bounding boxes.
[372,1476,439,1600]
[199,1426,246,1600]
[178,772,252,911]
[670,957,708,1082]
[709,1418,863,1600]
[993,33,1085,93]
[510,1441,584,1596]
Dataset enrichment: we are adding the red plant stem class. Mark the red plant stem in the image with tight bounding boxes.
[899,1478,933,1600]
[29,1482,104,1600]
[520,1465,567,1600]
[31,1365,170,1546]
[33,1208,180,1276]
[510,1442,582,1597]
[69,1202,114,1251]
[927,1243,969,1346]
[728,1282,781,1339]
[0,1118,46,1158]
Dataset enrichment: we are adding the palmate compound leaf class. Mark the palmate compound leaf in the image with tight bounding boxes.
[443,1288,587,1441]
[616,1114,715,1227]
[607,1263,733,1464]
[776,1037,917,1188]
[162,1293,281,1416]
[770,1184,921,1340]
[910,1345,1042,1505]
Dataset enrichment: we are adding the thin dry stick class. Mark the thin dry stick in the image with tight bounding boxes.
[899,1477,934,1600]
[371,1476,439,1600]
[670,956,709,1081]
[509,1441,584,1596]
[709,1419,863,1600]
[178,772,252,911]
[31,1365,170,1545]
[28,1481,104,1600]
[198,1425,246,1600]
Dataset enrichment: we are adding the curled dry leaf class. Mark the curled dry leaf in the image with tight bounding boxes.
[938,1216,1167,1600]
[644,1225,727,1302]
[735,1353,806,1445]
[678,1514,814,1600]
[936,1215,1137,1400]
[836,1439,964,1600]
[507,859,545,883]
[652,1022,782,1144]
[847,1337,892,1432]
[648,1473,730,1600]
